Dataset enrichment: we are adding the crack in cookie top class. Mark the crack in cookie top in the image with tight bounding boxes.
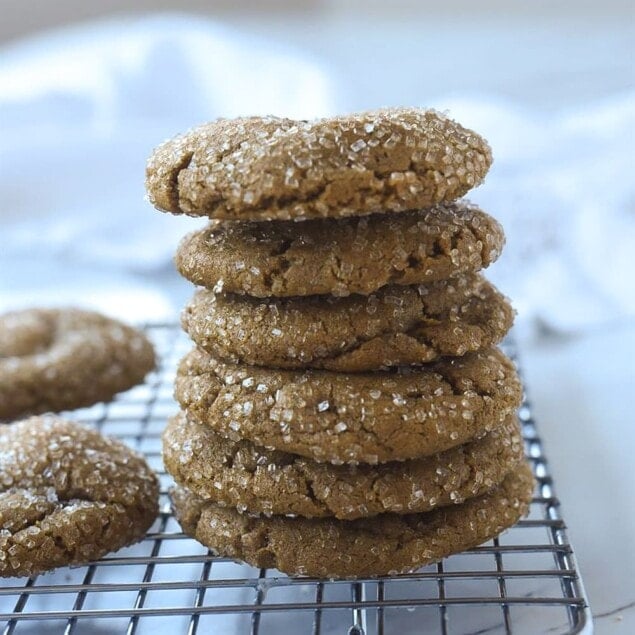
[146,109,492,221]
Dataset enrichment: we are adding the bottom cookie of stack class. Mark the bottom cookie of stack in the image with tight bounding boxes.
[170,461,534,579]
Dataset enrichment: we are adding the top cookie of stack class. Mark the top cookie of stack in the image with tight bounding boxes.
[147,109,532,578]
[146,109,492,223]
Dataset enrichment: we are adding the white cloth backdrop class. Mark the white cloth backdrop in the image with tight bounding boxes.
[0,15,341,320]
[1,14,633,332]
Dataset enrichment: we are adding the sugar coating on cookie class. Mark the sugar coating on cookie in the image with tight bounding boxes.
[175,346,522,464]
[0,308,156,421]
[0,416,159,577]
[182,275,514,372]
[171,462,534,578]
[163,412,525,520]
[146,109,492,221]
[175,203,505,297]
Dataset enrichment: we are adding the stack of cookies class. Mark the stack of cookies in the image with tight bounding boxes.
[146,108,534,578]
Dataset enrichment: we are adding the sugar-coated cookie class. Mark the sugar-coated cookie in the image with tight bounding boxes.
[147,109,492,221]
[163,412,524,520]
[175,203,504,297]
[0,416,159,577]
[0,308,155,421]
[182,275,514,372]
[175,347,522,464]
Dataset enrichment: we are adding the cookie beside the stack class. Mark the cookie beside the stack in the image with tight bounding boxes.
[147,108,534,579]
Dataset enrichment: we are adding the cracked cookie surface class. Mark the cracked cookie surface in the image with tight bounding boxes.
[146,109,492,221]
[0,308,156,421]
[0,416,159,577]
[171,461,534,578]
[163,412,524,520]
[175,203,504,297]
[182,275,514,372]
[175,346,522,464]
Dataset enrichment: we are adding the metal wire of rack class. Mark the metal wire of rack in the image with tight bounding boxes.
[0,324,591,635]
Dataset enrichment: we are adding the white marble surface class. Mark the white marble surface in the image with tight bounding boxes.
[521,324,635,635]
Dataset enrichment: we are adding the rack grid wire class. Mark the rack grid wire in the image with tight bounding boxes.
[1,324,591,635]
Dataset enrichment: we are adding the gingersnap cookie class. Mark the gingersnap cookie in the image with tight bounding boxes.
[175,346,522,464]
[146,108,492,221]
[182,275,514,372]
[0,416,159,577]
[0,308,156,421]
[171,461,534,578]
[163,412,524,520]
[175,203,504,298]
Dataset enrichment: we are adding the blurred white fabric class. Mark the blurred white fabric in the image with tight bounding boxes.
[0,14,341,320]
[436,93,635,335]
[0,13,633,332]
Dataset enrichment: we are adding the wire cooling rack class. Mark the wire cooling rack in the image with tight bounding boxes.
[0,324,591,635]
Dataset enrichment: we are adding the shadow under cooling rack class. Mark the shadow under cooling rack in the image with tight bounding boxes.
[0,324,592,635]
